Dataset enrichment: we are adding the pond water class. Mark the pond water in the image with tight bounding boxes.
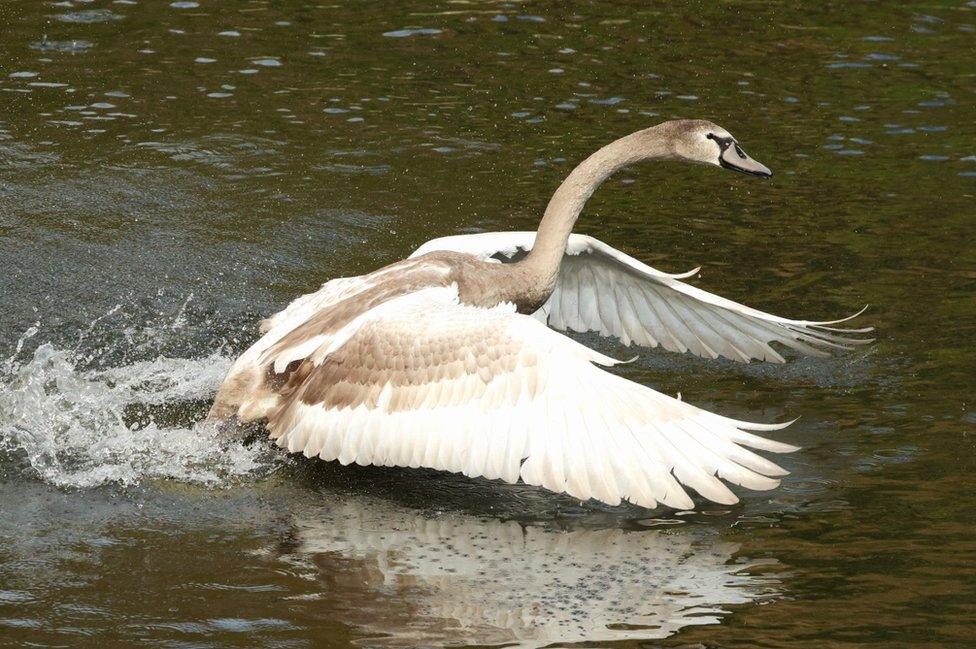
[1,1,975,647]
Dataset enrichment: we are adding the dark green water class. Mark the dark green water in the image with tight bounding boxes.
[1,1,974,647]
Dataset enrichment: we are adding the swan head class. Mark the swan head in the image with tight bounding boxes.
[664,119,772,178]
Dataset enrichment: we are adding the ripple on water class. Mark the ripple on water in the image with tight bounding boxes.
[918,94,953,108]
[828,62,872,69]
[0,591,35,604]
[872,447,918,464]
[315,163,390,176]
[382,28,442,38]
[782,476,837,496]
[589,96,625,106]
[865,53,900,61]
[55,9,123,23]
[30,40,94,53]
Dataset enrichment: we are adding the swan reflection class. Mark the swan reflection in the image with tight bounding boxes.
[292,498,780,647]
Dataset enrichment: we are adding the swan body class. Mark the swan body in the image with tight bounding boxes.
[210,119,870,510]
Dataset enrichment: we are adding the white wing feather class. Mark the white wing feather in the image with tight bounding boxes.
[412,232,872,363]
[261,285,797,510]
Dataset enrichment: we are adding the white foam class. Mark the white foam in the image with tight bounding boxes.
[0,342,277,488]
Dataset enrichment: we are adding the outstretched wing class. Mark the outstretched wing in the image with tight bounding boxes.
[412,232,872,363]
[257,284,797,510]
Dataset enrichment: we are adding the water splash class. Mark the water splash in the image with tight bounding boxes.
[0,338,277,488]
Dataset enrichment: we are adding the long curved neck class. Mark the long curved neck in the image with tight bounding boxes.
[518,127,675,287]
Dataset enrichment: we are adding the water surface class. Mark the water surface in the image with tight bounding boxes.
[2,1,975,647]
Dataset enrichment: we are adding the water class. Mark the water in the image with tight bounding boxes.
[1,0,974,646]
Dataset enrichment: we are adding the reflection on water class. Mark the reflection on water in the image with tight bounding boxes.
[0,478,779,648]
[294,500,778,647]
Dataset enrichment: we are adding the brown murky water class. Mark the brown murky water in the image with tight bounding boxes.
[1,1,975,647]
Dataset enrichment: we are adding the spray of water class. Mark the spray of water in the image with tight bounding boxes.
[0,327,278,488]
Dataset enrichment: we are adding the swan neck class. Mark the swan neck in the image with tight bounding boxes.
[521,127,674,284]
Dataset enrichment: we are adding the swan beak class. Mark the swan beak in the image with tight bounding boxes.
[719,143,772,178]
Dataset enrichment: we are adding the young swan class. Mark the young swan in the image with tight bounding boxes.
[210,119,870,510]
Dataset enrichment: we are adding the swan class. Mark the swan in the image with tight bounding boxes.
[209,119,871,509]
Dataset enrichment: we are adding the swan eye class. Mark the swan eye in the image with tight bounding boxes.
[706,133,716,141]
